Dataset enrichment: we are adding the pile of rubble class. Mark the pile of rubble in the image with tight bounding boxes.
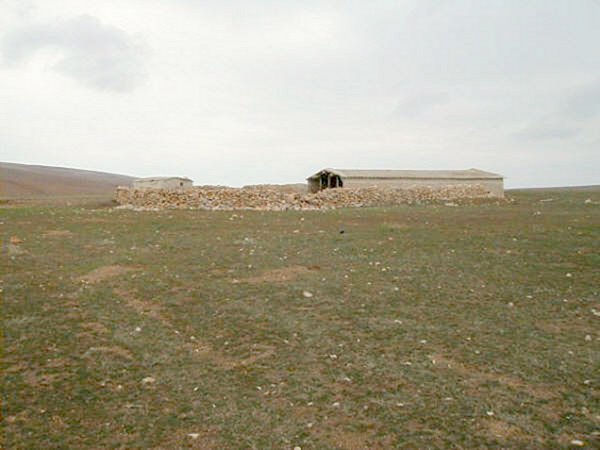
[115,184,492,211]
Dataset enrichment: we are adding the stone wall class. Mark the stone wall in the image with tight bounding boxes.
[115,184,494,211]
[342,178,504,198]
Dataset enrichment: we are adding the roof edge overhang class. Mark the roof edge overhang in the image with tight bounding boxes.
[306,168,343,180]
[338,176,502,180]
[307,168,503,180]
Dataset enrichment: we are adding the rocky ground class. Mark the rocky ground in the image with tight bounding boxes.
[3,187,598,448]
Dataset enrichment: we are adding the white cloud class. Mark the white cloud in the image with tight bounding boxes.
[1,14,147,92]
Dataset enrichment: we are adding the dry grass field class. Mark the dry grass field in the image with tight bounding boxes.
[2,187,599,448]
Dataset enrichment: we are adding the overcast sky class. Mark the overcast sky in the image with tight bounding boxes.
[1,0,599,187]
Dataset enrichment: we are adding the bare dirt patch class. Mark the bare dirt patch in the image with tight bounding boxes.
[328,430,371,450]
[114,288,265,370]
[80,322,110,334]
[224,346,276,369]
[237,265,317,284]
[384,222,412,231]
[5,362,28,374]
[181,341,236,369]
[181,341,276,371]
[43,229,74,237]
[22,370,68,388]
[45,358,71,369]
[83,346,134,361]
[151,428,220,450]
[483,418,525,439]
[430,353,558,400]
[6,243,26,256]
[115,288,171,326]
[316,418,393,450]
[79,265,138,284]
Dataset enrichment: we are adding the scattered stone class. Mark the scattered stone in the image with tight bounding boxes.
[7,244,25,256]
[302,290,313,298]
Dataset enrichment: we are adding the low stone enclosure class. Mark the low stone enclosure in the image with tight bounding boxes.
[115,183,498,211]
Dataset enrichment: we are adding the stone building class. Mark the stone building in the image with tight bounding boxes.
[133,177,193,190]
[307,168,504,197]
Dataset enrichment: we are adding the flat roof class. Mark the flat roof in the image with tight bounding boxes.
[308,168,503,180]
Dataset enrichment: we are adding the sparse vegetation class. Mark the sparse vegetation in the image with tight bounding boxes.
[2,188,599,448]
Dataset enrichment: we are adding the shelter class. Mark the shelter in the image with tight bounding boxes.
[307,168,504,197]
[133,177,193,190]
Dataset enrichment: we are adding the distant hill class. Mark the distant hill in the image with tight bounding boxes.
[0,162,135,199]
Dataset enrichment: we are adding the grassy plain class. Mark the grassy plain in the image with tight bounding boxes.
[2,188,599,448]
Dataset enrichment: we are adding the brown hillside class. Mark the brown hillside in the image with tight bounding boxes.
[0,162,135,199]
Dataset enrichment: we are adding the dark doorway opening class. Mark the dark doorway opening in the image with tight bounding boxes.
[329,175,342,188]
[320,173,328,190]
[317,172,343,190]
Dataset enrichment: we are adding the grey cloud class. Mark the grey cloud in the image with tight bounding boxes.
[514,124,582,141]
[1,15,146,92]
[561,82,600,120]
[515,81,600,141]
[392,92,449,118]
